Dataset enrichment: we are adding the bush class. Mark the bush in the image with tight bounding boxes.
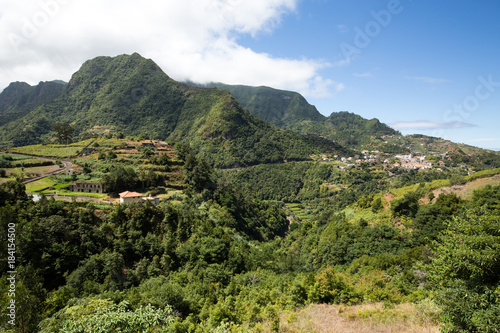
[425,208,500,332]
[38,298,175,333]
[391,191,421,218]
[448,174,466,186]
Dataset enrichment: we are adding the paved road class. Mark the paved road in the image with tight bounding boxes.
[5,153,73,184]
[22,160,72,184]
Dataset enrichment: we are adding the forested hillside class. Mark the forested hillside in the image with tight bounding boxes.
[198,83,325,128]
[0,54,346,168]
[1,147,499,332]
[199,83,399,148]
[0,81,65,127]
[0,53,499,332]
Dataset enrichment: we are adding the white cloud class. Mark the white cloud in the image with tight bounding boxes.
[0,0,337,98]
[389,121,476,130]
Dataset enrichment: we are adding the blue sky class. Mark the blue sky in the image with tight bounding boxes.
[237,0,500,150]
[1,0,499,150]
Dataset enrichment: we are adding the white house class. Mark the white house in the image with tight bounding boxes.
[119,191,160,205]
[119,191,144,204]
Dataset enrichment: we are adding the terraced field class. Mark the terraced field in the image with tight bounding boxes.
[8,139,94,158]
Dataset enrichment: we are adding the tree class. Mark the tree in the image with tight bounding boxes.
[139,169,159,188]
[0,265,46,333]
[101,166,138,193]
[158,154,170,166]
[187,157,214,192]
[176,142,193,162]
[52,123,74,144]
[0,181,28,206]
[425,207,500,332]
[391,191,421,218]
[371,197,383,213]
[178,143,214,192]
[107,151,117,160]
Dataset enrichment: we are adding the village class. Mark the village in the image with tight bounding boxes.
[301,132,464,172]
[322,150,456,173]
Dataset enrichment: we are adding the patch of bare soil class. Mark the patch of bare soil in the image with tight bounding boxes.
[433,174,500,200]
[271,303,440,333]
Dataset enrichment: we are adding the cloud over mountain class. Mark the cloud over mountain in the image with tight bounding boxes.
[0,0,337,97]
[389,121,476,130]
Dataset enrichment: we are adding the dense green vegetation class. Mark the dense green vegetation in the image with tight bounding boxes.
[1,145,499,332]
[225,160,456,211]
[200,83,400,149]
[1,52,499,332]
[0,54,346,168]
[197,83,325,128]
[0,81,65,128]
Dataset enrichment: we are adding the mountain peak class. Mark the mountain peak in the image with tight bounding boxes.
[197,83,325,128]
[0,80,64,116]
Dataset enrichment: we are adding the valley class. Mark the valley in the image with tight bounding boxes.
[0,53,499,333]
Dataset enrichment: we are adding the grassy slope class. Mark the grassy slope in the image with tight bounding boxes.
[269,302,440,333]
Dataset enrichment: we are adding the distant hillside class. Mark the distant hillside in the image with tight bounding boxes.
[0,80,65,127]
[199,83,400,148]
[302,111,399,147]
[0,53,346,168]
[205,83,500,158]
[198,83,324,128]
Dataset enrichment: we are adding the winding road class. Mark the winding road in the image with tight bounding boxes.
[5,153,73,184]
[22,159,72,184]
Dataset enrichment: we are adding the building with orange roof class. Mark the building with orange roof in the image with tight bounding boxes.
[119,191,144,204]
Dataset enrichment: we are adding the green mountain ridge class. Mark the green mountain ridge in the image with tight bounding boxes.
[201,82,500,157]
[199,82,399,147]
[0,53,346,168]
[1,53,496,165]
[0,80,65,127]
[196,82,325,127]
